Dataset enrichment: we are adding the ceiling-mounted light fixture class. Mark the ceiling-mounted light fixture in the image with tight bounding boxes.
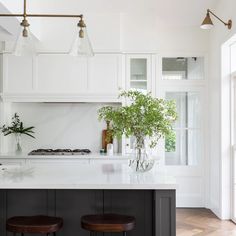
[0,0,93,57]
[201,9,232,30]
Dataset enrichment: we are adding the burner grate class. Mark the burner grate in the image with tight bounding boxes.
[28,149,91,156]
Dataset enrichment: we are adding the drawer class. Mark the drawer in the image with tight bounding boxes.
[27,158,90,165]
[0,158,25,166]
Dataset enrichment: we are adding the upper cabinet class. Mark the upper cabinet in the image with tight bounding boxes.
[123,54,156,154]
[87,54,122,94]
[0,53,157,103]
[3,56,34,93]
[0,53,123,102]
[36,55,88,93]
[126,54,155,95]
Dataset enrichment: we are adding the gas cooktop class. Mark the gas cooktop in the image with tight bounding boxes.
[28,149,91,156]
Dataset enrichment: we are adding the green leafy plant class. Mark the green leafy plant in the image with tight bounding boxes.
[165,130,176,152]
[0,113,35,138]
[98,90,177,149]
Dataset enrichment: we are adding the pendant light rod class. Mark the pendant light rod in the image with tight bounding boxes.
[0,0,83,19]
[0,13,83,18]
[27,14,83,18]
[0,14,24,17]
[24,0,27,17]
[207,9,232,29]
[0,13,84,18]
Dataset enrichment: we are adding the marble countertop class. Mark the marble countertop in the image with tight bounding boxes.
[0,162,177,190]
[0,152,161,160]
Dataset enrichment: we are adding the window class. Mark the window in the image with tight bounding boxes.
[162,57,204,80]
[165,92,201,166]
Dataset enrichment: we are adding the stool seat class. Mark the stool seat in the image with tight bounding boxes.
[81,214,135,233]
[6,215,63,234]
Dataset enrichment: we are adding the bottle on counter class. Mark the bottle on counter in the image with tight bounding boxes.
[107,143,114,156]
[102,121,113,152]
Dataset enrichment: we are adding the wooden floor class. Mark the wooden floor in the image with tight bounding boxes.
[177,208,236,236]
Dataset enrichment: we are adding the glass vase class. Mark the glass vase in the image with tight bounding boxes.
[15,133,22,154]
[129,136,155,172]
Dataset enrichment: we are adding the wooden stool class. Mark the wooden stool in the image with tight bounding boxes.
[81,214,135,236]
[6,215,63,236]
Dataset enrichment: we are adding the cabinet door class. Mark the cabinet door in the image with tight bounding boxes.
[0,158,25,166]
[87,54,122,95]
[124,54,153,154]
[27,158,89,165]
[126,54,152,93]
[36,55,88,93]
[4,55,34,92]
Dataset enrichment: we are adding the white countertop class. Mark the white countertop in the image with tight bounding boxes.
[0,152,137,160]
[0,162,176,190]
[0,152,161,161]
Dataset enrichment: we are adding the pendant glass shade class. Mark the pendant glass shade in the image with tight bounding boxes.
[13,28,37,57]
[200,13,214,29]
[69,27,94,57]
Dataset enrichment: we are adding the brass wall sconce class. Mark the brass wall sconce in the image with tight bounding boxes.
[0,0,94,57]
[201,9,232,30]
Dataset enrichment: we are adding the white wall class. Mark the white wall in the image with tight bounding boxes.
[1,11,210,53]
[208,0,236,219]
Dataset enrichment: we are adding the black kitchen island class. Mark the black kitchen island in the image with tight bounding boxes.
[0,162,176,236]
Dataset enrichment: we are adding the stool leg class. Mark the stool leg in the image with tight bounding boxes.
[123,232,127,236]
[21,233,24,236]
[53,233,56,236]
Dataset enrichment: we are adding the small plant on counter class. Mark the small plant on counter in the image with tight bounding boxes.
[98,90,177,172]
[0,113,35,153]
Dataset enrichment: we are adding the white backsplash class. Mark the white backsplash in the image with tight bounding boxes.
[9,103,120,153]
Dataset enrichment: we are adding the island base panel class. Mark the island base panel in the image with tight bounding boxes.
[0,190,176,236]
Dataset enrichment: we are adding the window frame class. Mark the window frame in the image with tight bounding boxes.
[156,53,208,168]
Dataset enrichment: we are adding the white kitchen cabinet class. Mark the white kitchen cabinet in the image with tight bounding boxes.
[4,55,34,93]
[125,54,155,94]
[123,54,156,154]
[37,55,88,93]
[0,53,123,102]
[27,158,89,165]
[87,54,122,95]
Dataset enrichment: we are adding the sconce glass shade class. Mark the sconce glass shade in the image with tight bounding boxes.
[200,13,214,29]
[13,28,37,57]
[69,27,94,57]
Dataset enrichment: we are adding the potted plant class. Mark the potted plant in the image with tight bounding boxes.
[0,113,35,154]
[98,90,177,172]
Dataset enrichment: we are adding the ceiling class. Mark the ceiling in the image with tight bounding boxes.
[0,0,219,27]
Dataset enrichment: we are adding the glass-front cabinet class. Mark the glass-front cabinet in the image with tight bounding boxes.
[124,54,154,154]
[126,54,153,94]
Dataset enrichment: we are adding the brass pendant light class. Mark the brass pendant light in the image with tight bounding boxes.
[0,0,94,57]
[201,9,232,30]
